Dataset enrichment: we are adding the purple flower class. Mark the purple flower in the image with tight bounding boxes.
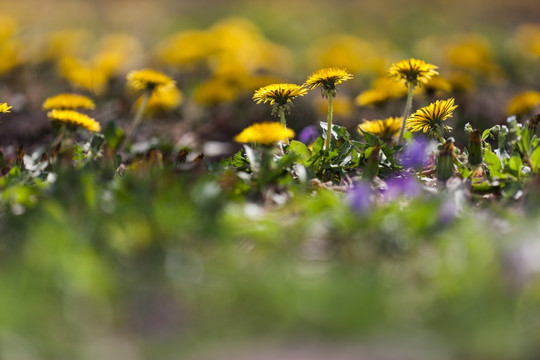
[298,125,319,145]
[347,182,371,213]
[383,175,421,201]
[438,200,457,225]
[399,137,429,169]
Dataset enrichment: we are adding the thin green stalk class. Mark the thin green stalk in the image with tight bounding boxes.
[121,90,151,150]
[398,83,415,146]
[279,108,290,145]
[49,125,67,152]
[325,93,334,150]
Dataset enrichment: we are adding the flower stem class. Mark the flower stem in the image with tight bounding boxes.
[49,125,67,153]
[398,83,415,146]
[325,93,334,150]
[279,108,290,145]
[121,90,151,151]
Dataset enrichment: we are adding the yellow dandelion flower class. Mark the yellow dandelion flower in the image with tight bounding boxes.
[388,58,439,87]
[423,75,452,96]
[515,24,540,57]
[407,98,457,138]
[59,57,109,95]
[315,96,353,118]
[47,109,101,132]
[193,78,240,106]
[42,93,96,111]
[126,69,175,93]
[234,122,295,146]
[507,91,540,116]
[305,67,353,95]
[308,35,383,75]
[355,76,408,107]
[358,117,403,141]
[253,83,307,106]
[133,86,183,115]
[0,102,12,113]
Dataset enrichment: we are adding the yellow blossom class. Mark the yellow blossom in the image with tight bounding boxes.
[355,76,407,107]
[307,35,383,75]
[358,117,403,141]
[192,77,240,106]
[42,93,96,111]
[0,102,12,113]
[507,91,540,116]
[305,67,353,95]
[47,109,101,132]
[388,58,438,87]
[407,98,457,138]
[59,57,109,95]
[234,122,294,145]
[133,86,183,115]
[126,69,175,93]
[253,83,307,107]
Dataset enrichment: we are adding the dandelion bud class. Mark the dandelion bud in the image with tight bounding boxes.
[468,129,483,167]
[436,139,455,181]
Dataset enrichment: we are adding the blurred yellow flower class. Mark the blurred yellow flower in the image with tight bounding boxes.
[0,39,21,75]
[47,109,101,132]
[253,83,307,106]
[42,93,96,111]
[0,15,18,43]
[59,57,109,95]
[506,91,540,116]
[156,30,216,67]
[0,102,12,113]
[46,29,91,60]
[133,86,183,115]
[388,58,438,87]
[305,67,353,95]
[126,69,175,93]
[445,34,502,79]
[192,78,240,106]
[307,34,384,75]
[407,98,457,137]
[515,24,540,57]
[422,75,452,96]
[315,96,353,118]
[93,34,142,76]
[234,122,294,145]
[358,117,403,141]
[355,76,407,107]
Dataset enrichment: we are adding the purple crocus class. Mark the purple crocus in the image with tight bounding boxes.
[298,125,319,145]
[399,137,429,169]
[383,175,421,201]
[347,182,371,213]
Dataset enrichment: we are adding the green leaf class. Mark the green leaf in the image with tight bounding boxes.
[531,146,540,172]
[358,129,381,147]
[289,140,311,165]
[506,154,522,178]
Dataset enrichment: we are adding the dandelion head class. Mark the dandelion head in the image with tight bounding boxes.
[388,58,438,87]
[507,91,540,117]
[133,86,183,115]
[234,122,294,146]
[0,102,12,113]
[305,67,353,96]
[126,69,175,93]
[47,109,101,132]
[252,83,307,108]
[407,98,457,138]
[42,93,96,111]
[358,117,403,141]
